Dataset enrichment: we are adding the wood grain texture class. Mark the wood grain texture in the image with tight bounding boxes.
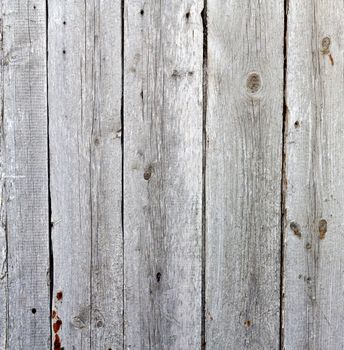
[205,1,284,349]
[123,1,204,348]
[284,2,344,349]
[48,0,122,348]
[0,10,6,349]
[0,0,50,348]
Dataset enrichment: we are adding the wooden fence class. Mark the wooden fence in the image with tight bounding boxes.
[0,0,342,349]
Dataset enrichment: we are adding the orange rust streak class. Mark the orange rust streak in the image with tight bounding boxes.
[54,334,61,350]
[56,291,63,301]
[53,319,62,334]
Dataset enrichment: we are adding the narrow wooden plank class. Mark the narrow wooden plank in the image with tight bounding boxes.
[0,12,7,349]
[48,1,123,348]
[1,0,50,348]
[284,2,344,349]
[205,1,284,348]
[123,1,203,348]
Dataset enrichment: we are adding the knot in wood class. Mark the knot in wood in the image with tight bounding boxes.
[321,37,331,52]
[290,221,301,237]
[246,73,261,94]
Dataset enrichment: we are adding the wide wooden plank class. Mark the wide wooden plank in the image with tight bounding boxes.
[284,2,344,349]
[123,1,204,348]
[205,1,284,349]
[48,1,123,348]
[1,0,50,348]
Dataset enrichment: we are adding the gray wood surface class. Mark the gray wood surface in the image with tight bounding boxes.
[284,2,344,349]
[3,1,344,349]
[123,1,204,348]
[0,0,50,348]
[205,1,284,349]
[48,1,122,349]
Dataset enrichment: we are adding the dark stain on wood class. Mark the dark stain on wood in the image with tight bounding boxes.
[54,334,61,350]
[319,219,327,240]
[52,308,62,349]
[144,165,153,180]
[290,221,301,237]
[329,53,334,65]
[246,73,261,94]
[53,319,62,333]
[244,320,251,327]
[56,291,63,301]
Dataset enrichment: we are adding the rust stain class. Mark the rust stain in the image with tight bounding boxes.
[53,319,62,333]
[52,307,62,349]
[56,291,63,301]
[54,334,61,350]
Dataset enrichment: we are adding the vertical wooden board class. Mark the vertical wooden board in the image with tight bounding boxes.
[48,0,122,348]
[124,1,203,348]
[206,1,284,349]
[0,10,6,348]
[284,2,344,349]
[88,1,123,349]
[1,0,50,348]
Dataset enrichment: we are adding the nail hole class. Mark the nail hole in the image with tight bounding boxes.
[63,21,66,25]
[33,5,36,9]
[156,272,161,282]
[31,308,37,314]
[62,49,66,55]
[140,9,144,15]
[294,121,300,128]
[186,12,190,19]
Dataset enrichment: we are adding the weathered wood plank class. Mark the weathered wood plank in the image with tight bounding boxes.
[205,1,284,349]
[48,1,122,348]
[1,0,50,348]
[284,2,344,349]
[123,1,204,348]
[0,10,6,349]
